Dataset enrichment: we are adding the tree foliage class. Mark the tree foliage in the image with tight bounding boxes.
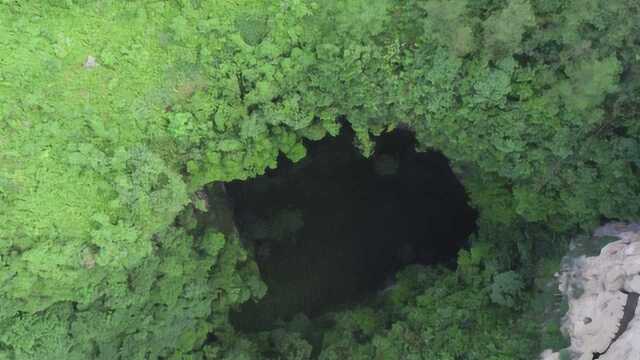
[311,264,538,360]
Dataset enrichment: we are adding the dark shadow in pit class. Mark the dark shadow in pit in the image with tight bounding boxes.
[227,126,477,331]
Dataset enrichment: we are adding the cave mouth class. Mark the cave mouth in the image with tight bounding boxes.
[227,126,477,331]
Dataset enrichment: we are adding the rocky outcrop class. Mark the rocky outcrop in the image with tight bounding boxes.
[541,223,640,360]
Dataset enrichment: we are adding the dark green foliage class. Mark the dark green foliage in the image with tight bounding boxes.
[391,0,640,232]
[490,271,525,308]
[312,264,539,360]
[243,245,560,359]
[1,0,639,358]
[560,349,574,360]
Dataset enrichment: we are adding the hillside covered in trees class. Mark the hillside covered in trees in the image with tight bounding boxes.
[1,0,639,359]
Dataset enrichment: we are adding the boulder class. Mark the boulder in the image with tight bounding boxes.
[541,223,640,360]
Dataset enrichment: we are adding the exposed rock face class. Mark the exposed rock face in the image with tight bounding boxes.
[83,55,98,69]
[542,223,640,360]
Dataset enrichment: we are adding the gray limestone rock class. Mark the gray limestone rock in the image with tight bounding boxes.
[541,223,640,360]
[83,55,98,69]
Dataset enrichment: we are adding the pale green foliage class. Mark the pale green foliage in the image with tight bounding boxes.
[0,3,274,356]
[0,227,265,359]
[556,57,622,116]
[422,0,476,56]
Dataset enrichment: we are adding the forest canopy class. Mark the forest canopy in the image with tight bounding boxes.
[1,0,639,359]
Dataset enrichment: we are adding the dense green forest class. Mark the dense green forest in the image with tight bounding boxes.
[1,0,639,359]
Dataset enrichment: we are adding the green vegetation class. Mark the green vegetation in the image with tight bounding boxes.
[1,0,638,358]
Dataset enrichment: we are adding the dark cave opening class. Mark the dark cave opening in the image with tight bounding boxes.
[227,127,477,331]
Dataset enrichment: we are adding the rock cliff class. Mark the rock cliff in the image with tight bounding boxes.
[541,223,640,360]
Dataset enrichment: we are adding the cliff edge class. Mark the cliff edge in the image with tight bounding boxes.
[541,223,640,360]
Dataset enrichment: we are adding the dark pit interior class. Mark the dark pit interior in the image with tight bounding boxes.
[228,127,477,331]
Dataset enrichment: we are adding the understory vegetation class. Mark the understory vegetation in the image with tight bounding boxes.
[1,0,639,359]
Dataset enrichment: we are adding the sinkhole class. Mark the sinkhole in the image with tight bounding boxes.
[227,126,477,331]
